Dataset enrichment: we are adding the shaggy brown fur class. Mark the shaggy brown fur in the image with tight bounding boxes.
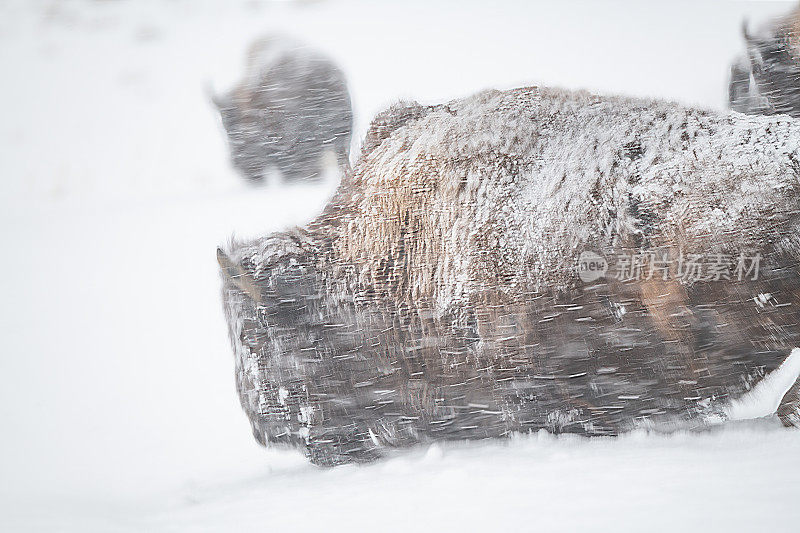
[220,86,800,465]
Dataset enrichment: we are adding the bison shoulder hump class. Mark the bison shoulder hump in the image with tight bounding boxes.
[360,101,443,159]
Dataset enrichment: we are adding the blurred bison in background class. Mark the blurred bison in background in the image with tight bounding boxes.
[729,5,800,117]
[212,35,353,183]
[220,86,800,466]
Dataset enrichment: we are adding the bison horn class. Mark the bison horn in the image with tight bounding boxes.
[740,21,769,59]
[741,20,751,43]
[205,82,228,110]
[741,21,769,73]
[217,248,263,304]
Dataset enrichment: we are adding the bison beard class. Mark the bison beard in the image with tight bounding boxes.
[219,86,800,466]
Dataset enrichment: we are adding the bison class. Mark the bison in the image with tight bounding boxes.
[729,5,800,118]
[212,35,353,183]
[219,86,800,466]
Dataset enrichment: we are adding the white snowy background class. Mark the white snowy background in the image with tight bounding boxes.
[2,0,800,531]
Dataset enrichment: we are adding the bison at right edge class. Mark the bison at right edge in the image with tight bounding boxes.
[219,86,800,466]
[729,5,800,118]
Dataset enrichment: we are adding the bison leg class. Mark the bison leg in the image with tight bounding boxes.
[729,56,753,113]
[778,378,800,427]
[280,155,323,182]
[335,143,351,179]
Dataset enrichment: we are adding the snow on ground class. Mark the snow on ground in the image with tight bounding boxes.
[1,0,799,531]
